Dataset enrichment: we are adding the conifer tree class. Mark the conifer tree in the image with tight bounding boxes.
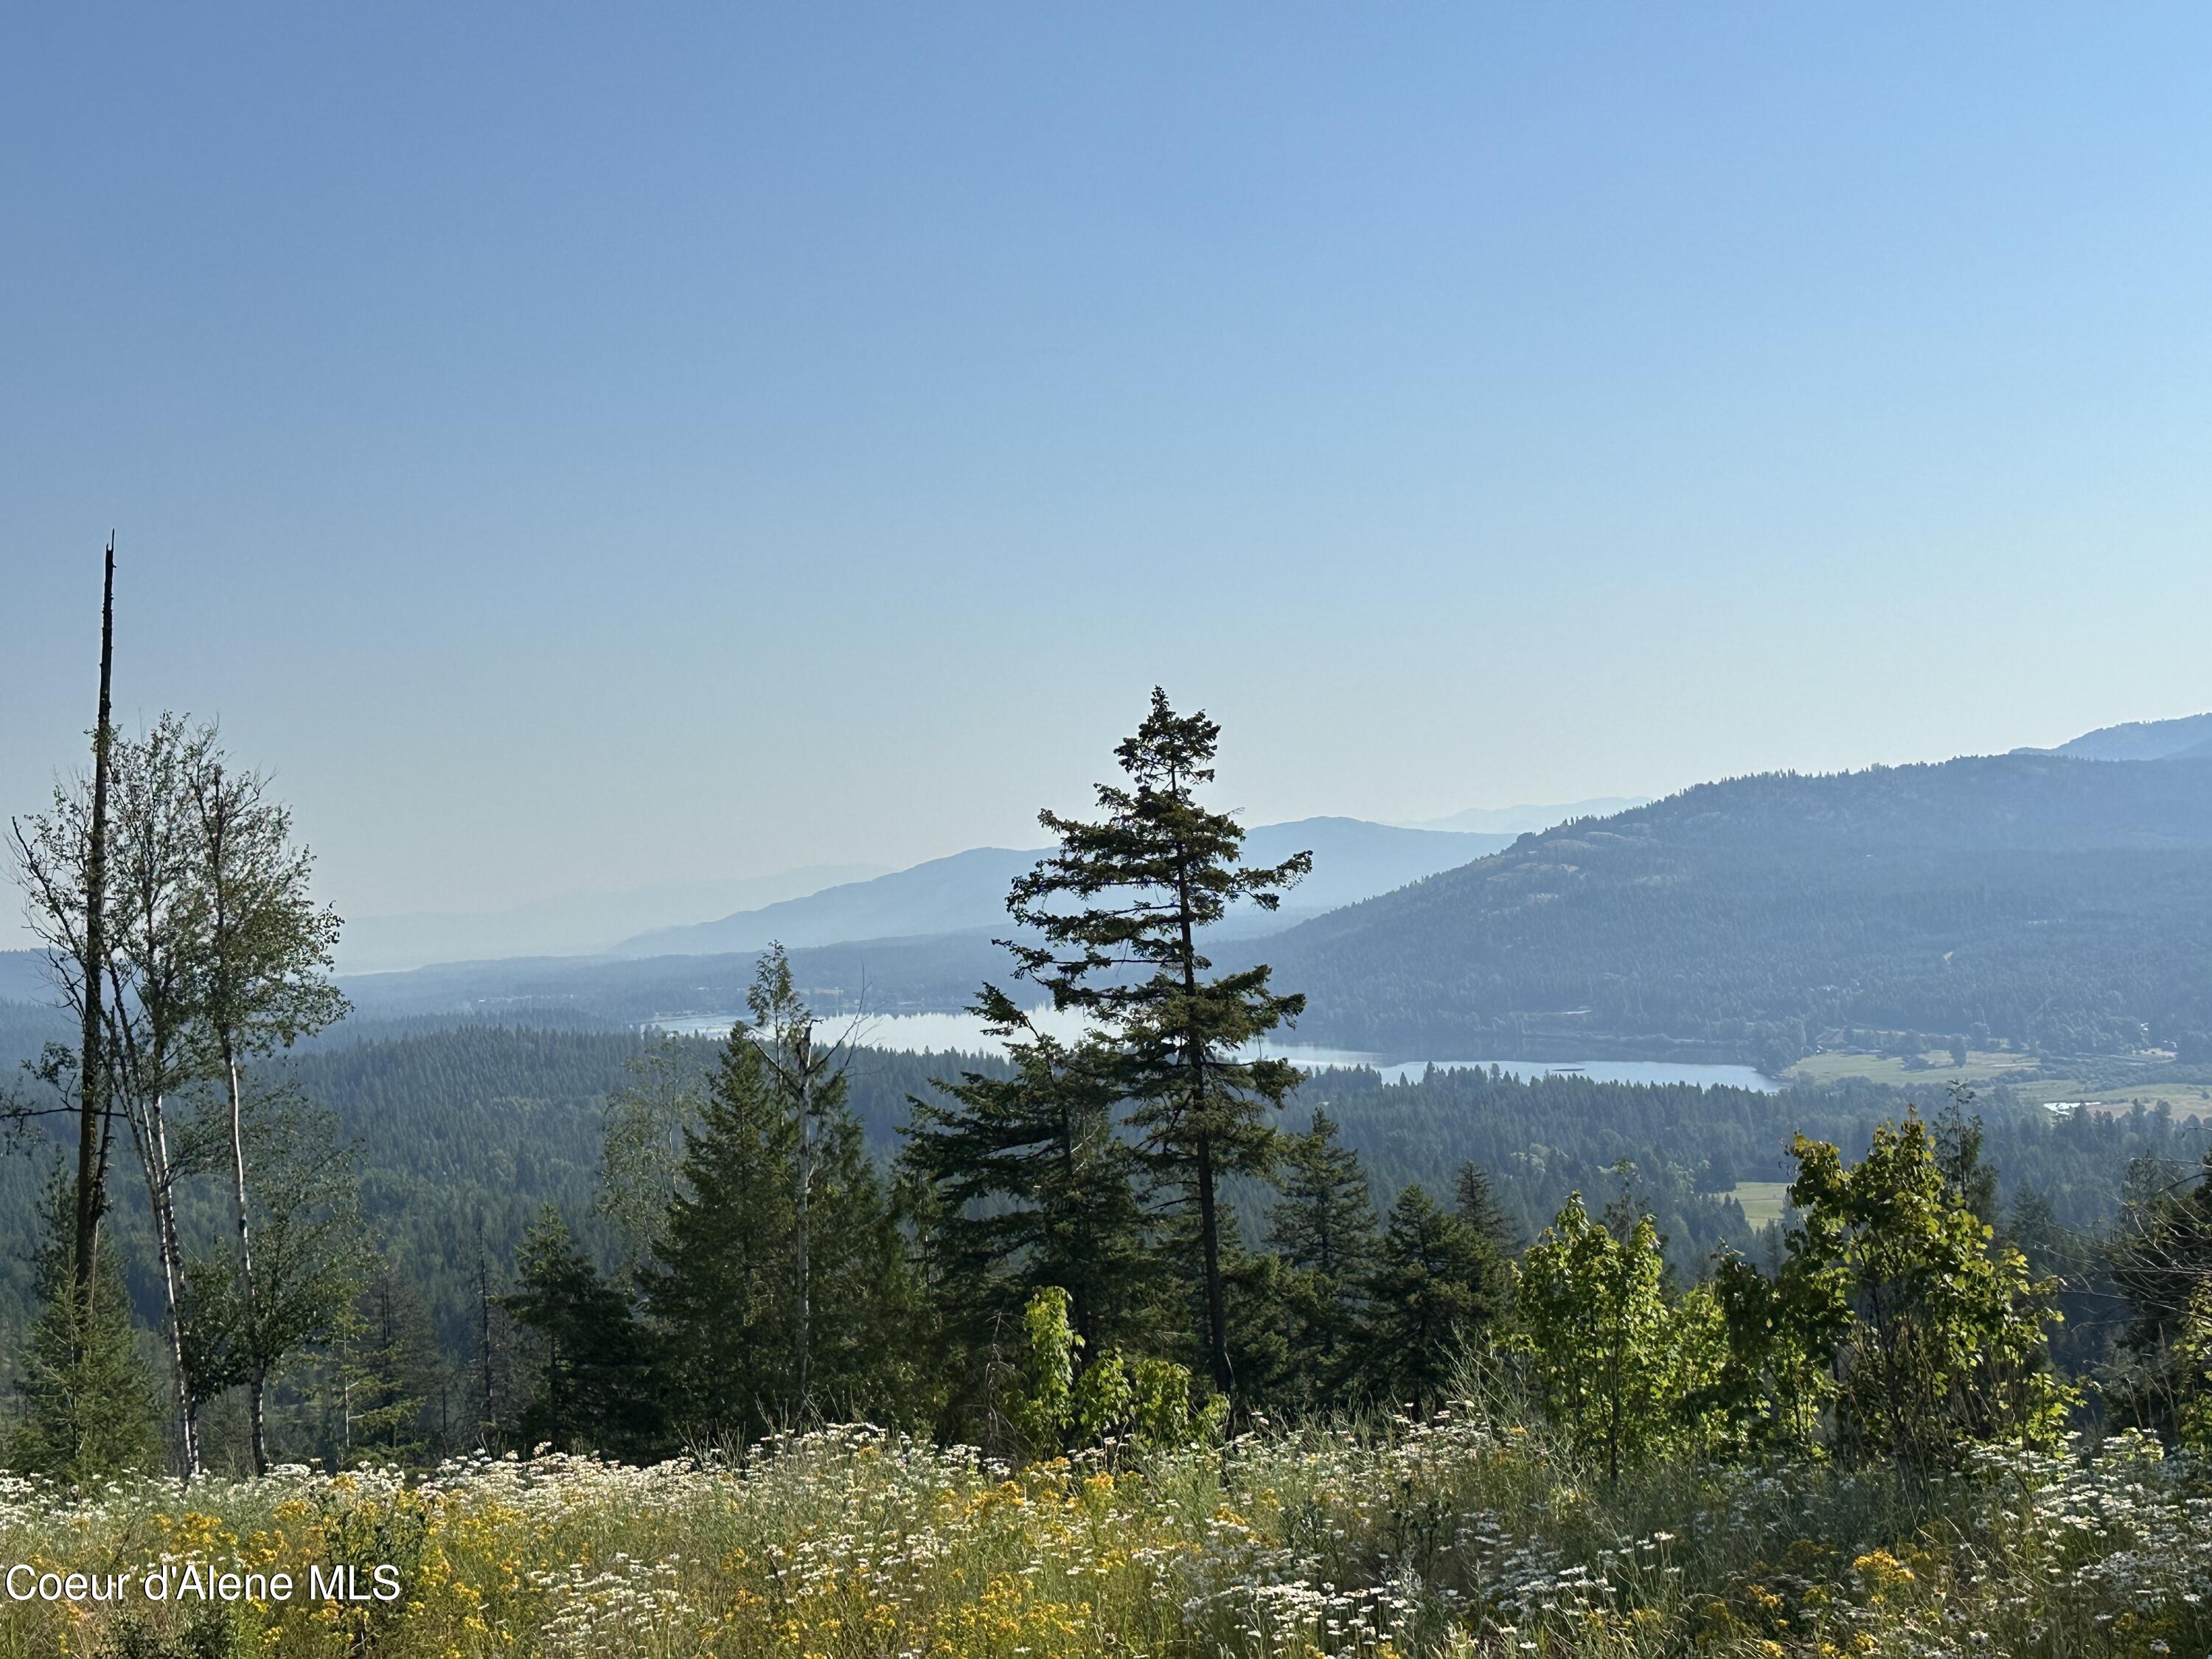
[1262,1110,1377,1390]
[902,987,1160,1363]
[1269,1110,1378,1283]
[1453,1160,1521,1259]
[647,1036,799,1441]
[1354,1183,1509,1406]
[647,992,922,1444]
[505,1209,660,1457]
[338,1263,442,1464]
[1006,689,1310,1397]
[6,1175,162,1483]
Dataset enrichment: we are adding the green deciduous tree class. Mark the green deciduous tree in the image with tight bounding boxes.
[594,1035,706,1282]
[1513,1196,1689,1481]
[184,741,347,1474]
[1005,689,1310,1397]
[1778,1118,2071,1468]
[101,715,219,1473]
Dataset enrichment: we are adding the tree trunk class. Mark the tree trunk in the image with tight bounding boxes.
[223,1046,267,1474]
[1195,1133,1231,1394]
[74,540,116,1324]
[793,1034,813,1408]
[1173,838,1234,1397]
[149,1100,199,1475]
[476,1239,496,1449]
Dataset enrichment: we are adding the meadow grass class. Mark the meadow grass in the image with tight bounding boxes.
[1716,1182,1791,1227]
[4,1414,2210,1658]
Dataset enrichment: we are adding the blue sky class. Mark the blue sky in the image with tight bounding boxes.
[5,5,2211,928]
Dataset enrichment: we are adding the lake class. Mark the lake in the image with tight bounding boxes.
[646,1006,1778,1093]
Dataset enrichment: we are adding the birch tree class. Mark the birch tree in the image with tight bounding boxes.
[182,745,347,1475]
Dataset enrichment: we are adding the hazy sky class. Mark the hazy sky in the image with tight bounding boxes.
[6,5,2211,933]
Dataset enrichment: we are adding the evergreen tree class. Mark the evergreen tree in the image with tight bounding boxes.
[647,1006,923,1445]
[6,1176,161,1483]
[902,987,1160,1366]
[338,1263,442,1463]
[1262,1110,1377,1394]
[504,1209,660,1457]
[1355,1183,1508,1407]
[1005,689,1311,1397]
[2108,1153,2212,1436]
[647,1036,796,1442]
[1453,1160,1521,1259]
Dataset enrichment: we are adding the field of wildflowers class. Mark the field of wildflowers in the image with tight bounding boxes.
[4,1413,2210,1658]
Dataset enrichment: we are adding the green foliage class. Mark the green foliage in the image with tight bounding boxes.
[1000,1286,1220,1460]
[644,980,926,1447]
[1513,1195,1700,1481]
[1005,688,1312,1396]
[1785,1117,2073,1467]
[592,1037,704,1281]
[1355,1183,1510,1408]
[1003,1287,1081,1456]
[503,1209,660,1458]
[5,1177,163,1482]
[332,1264,444,1464]
[902,987,1162,1380]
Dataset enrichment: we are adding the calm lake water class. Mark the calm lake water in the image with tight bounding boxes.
[647,1007,1778,1093]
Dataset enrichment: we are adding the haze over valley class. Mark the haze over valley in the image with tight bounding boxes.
[11,15,2212,1649]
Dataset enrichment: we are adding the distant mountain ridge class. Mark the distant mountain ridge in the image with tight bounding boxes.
[1250,752,2212,1060]
[1405,797,1651,834]
[612,818,1514,958]
[2014,713,2212,762]
[338,864,891,974]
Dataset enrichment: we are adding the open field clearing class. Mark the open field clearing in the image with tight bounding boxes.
[1717,1180,1792,1225]
[1784,1049,2036,1090]
[1787,1052,2212,1118]
[6,1424,2211,1658]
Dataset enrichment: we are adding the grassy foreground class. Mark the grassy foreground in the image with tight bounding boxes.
[4,1418,2209,1658]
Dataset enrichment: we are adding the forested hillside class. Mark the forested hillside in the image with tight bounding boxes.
[11,1014,2204,1392]
[1259,754,2212,1060]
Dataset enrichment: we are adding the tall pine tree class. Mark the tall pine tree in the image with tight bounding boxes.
[1006,689,1310,1398]
[504,1209,660,1458]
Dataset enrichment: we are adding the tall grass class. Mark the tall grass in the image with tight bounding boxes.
[2,1414,2208,1656]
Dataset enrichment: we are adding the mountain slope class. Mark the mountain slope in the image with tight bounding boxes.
[2014,713,2212,762]
[1253,755,2212,1061]
[611,818,1512,958]
[336,864,891,973]
[1409,797,1651,833]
